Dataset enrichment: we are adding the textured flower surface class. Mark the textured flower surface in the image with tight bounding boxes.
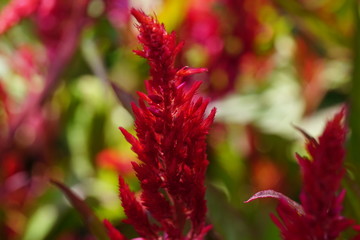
[104,9,216,240]
[246,108,356,240]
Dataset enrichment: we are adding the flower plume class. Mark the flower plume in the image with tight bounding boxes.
[104,9,216,240]
[246,108,356,239]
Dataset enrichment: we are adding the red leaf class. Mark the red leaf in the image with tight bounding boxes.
[50,179,109,240]
[245,189,304,216]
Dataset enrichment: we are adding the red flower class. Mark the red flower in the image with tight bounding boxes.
[246,108,356,239]
[104,9,216,240]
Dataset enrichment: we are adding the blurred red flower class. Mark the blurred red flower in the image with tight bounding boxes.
[96,149,134,176]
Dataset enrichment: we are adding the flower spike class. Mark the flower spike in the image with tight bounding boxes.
[105,9,215,240]
[246,108,356,239]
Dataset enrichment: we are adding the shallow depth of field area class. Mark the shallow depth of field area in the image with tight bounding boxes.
[0,0,360,240]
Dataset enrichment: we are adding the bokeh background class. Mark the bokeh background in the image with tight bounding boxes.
[0,0,359,239]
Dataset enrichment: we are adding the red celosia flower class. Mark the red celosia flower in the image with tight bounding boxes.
[104,9,216,240]
[246,108,356,239]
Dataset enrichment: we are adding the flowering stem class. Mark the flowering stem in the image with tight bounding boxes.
[104,9,215,239]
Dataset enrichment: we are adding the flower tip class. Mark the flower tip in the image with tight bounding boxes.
[335,105,347,123]
[103,219,112,227]
[104,219,127,240]
[118,176,127,188]
[119,127,132,140]
[176,66,208,77]
[130,8,147,24]
[293,124,318,145]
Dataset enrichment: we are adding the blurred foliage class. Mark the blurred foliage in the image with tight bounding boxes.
[0,0,359,239]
